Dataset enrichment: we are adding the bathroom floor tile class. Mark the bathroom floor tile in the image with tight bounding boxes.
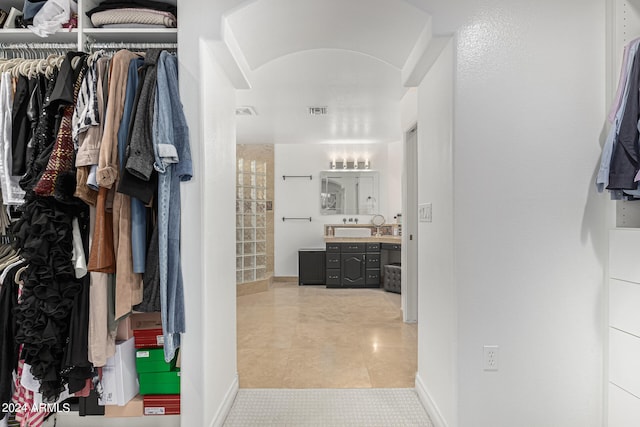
[237,281,417,388]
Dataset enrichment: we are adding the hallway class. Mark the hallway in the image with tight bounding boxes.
[237,281,417,388]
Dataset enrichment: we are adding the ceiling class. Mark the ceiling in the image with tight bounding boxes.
[223,0,433,145]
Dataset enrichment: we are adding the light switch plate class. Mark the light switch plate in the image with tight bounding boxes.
[418,203,432,222]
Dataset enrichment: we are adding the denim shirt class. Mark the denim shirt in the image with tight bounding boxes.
[153,51,192,362]
[597,39,640,194]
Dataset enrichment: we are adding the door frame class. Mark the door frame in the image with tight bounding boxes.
[402,124,418,323]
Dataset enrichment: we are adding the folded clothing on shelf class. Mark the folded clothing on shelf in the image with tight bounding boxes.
[86,0,177,18]
[90,8,176,28]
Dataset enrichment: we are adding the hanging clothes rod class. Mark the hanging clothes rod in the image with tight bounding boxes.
[282,175,312,180]
[0,42,78,59]
[86,41,178,52]
[0,42,78,49]
[282,217,312,222]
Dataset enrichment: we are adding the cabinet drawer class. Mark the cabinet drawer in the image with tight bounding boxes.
[610,327,640,397]
[366,254,380,268]
[342,243,366,252]
[609,383,640,427]
[382,243,401,251]
[326,253,341,268]
[610,279,640,336]
[326,243,341,253]
[610,229,640,283]
[325,270,341,285]
[366,243,380,252]
[366,269,380,285]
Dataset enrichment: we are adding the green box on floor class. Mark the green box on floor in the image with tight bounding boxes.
[136,348,178,373]
[138,371,181,395]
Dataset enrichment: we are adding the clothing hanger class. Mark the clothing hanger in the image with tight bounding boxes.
[0,250,21,272]
[87,49,105,66]
[14,265,28,287]
[0,244,13,260]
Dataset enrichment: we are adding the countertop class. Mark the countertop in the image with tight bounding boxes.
[324,236,402,244]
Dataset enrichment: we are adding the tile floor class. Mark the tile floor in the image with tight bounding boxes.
[237,281,418,388]
[223,389,433,426]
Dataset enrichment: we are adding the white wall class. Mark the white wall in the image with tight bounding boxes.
[179,6,238,427]
[414,39,456,427]
[200,43,239,427]
[274,143,400,276]
[418,0,608,426]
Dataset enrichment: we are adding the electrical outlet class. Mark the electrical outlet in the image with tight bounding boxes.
[483,345,499,371]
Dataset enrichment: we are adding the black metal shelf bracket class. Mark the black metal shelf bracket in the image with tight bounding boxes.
[282,175,312,180]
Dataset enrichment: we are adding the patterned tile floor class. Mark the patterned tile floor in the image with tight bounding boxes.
[223,388,433,426]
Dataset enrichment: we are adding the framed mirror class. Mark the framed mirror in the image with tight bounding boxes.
[320,170,379,215]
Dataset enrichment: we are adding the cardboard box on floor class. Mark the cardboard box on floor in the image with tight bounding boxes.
[116,312,162,341]
[131,312,162,330]
[105,395,144,417]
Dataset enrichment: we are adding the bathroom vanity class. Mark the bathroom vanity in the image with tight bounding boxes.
[322,224,401,288]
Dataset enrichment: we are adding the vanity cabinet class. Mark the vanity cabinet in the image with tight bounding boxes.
[298,249,326,285]
[326,242,380,288]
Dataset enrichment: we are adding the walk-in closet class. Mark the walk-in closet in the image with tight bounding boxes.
[0,0,187,425]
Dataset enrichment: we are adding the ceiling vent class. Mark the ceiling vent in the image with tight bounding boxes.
[308,106,328,116]
[236,106,257,116]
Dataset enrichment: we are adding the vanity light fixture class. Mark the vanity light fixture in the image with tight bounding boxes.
[327,159,372,170]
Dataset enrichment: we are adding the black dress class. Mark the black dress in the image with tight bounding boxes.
[12,51,93,401]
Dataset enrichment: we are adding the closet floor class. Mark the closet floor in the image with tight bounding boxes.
[237,280,418,388]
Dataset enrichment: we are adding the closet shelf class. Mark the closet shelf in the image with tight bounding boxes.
[84,28,177,44]
[0,29,78,44]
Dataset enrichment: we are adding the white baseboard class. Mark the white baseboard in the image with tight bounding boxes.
[415,373,449,427]
[210,374,239,427]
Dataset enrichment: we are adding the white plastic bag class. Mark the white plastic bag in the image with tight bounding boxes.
[28,0,73,37]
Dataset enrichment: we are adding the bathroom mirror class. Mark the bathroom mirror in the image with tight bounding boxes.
[320,170,379,215]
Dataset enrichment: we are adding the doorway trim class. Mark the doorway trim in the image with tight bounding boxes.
[402,124,418,323]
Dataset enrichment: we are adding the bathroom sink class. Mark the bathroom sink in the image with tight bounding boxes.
[333,228,372,238]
